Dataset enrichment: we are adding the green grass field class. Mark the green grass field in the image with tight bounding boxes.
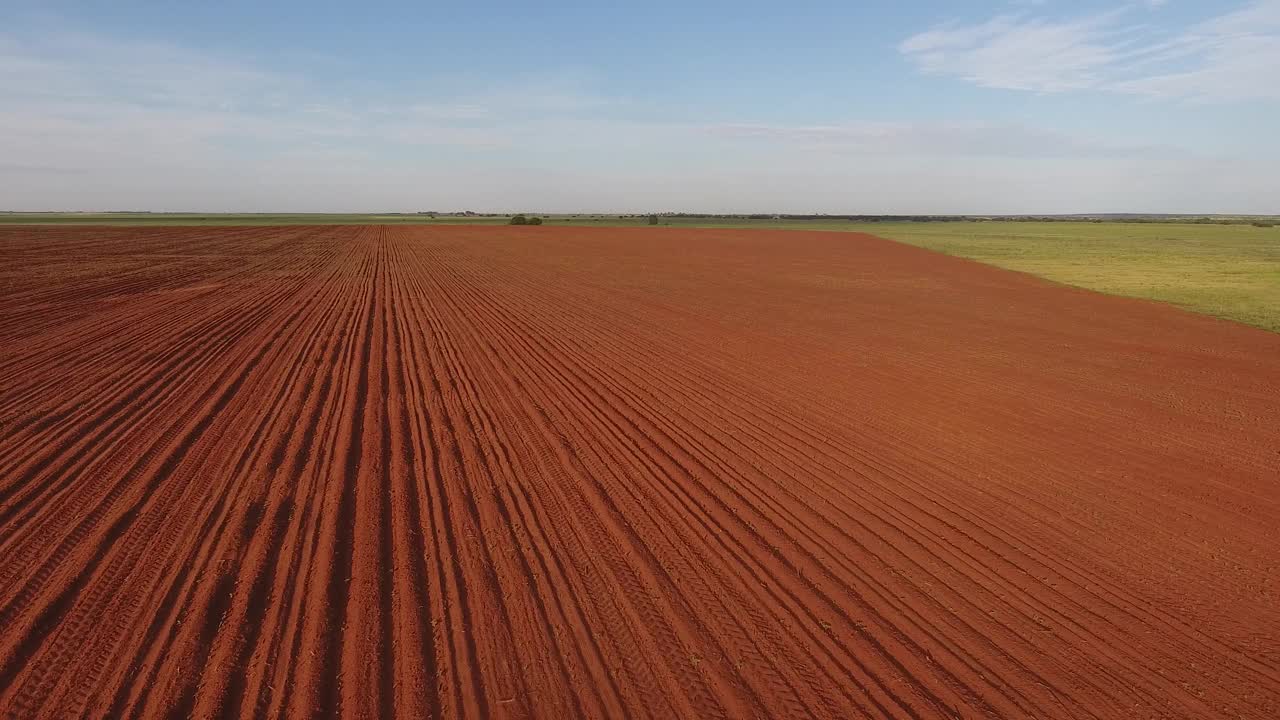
[4,213,1276,332]
[847,222,1280,334]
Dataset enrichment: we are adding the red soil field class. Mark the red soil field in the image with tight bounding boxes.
[1,224,1278,719]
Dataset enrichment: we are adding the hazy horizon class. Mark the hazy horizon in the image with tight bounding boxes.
[4,210,1278,218]
[4,1,1278,214]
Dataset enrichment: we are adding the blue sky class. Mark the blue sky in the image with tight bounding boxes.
[2,1,1277,213]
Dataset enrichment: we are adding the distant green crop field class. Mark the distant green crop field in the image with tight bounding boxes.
[846,221,1280,333]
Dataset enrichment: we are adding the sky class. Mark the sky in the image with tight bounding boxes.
[2,1,1277,214]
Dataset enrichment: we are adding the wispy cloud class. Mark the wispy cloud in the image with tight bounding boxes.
[0,27,697,212]
[0,29,628,176]
[1115,1,1280,100]
[900,11,1124,92]
[0,31,283,111]
[703,122,1163,158]
[900,0,1280,101]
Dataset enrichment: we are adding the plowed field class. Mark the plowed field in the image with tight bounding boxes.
[2,225,1278,719]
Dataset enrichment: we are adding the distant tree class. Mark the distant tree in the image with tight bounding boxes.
[509,214,529,225]
[648,215,659,226]
[1252,221,1274,228]
[528,216,543,226]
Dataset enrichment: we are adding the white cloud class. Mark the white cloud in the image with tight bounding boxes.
[901,0,1280,101]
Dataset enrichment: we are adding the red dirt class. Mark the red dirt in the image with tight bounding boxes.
[1,224,1278,719]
